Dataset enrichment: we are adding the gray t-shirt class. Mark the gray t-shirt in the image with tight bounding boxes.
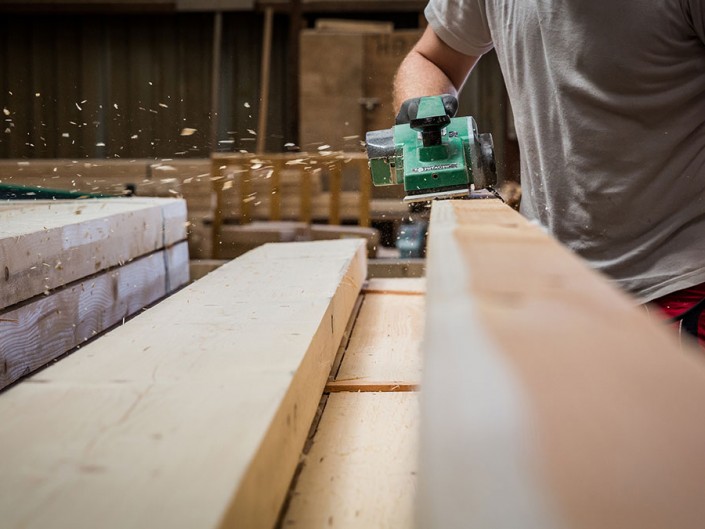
[426,0,705,302]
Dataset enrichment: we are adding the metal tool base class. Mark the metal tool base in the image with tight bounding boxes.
[403,187,501,204]
[403,188,471,203]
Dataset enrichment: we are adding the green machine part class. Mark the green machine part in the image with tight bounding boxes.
[0,183,112,200]
[365,95,496,202]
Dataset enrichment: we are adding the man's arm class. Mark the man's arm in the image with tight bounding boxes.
[393,26,481,112]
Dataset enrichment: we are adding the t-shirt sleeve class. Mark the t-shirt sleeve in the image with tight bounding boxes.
[424,0,495,57]
[682,0,705,43]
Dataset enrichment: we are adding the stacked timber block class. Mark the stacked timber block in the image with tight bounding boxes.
[310,224,380,257]
[0,159,213,259]
[218,221,310,259]
[0,239,366,529]
[217,221,380,259]
[0,198,189,390]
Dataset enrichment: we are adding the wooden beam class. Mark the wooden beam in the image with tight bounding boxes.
[209,11,223,150]
[282,392,418,528]
[328,161,342,225]
[335,291,423,388]
[255,7,274,154]
[300,167,313,223]
[0,242,189,390]
[0,198,187,311]
[0,239,365,529]
[418,199,705,529]
[324,380,418,392]
[357,158,371,227]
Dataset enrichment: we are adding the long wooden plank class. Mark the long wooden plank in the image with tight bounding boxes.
[282,392,418,528]
[418,200,705,529]
[334,292,424,387]
[324,380,418,392]
[0,198,187,311]
[0,239,365,529]
[0,241,189,390]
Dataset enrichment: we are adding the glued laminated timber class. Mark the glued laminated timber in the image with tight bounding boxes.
[0,198,186,310]
[0,238,365,529]
[0,198,189,389]
[418,200,705,529]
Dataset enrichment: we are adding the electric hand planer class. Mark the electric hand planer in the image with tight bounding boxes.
[365,94,497,203]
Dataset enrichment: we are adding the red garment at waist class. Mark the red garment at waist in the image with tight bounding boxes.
[650,281,705,349]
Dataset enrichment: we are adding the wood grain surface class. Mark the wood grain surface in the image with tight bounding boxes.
[335,292,424,387]
[418,199,705,529]
[283,392,419,529]
[0,198,187,311]
[0,239,365,529]
[0,242,189,390]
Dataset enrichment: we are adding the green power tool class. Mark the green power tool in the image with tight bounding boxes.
[366,95,497,203]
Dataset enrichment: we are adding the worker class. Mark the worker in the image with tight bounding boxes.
[394,1,705,347]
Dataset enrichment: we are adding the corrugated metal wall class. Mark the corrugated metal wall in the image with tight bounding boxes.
[0,12,291,159]
[0,10,517,179]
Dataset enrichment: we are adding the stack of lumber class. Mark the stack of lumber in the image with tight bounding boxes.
[217,221,309,259]
[0,159,213,212]
[0,198,189,390]
[216,221,380,259]
[0,158,409,260]
[0,239,365,529]
[0,159,213,258]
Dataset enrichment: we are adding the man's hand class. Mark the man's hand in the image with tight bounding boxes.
[395,94,459,125]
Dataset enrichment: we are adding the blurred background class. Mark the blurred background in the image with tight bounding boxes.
[0,0,519,267]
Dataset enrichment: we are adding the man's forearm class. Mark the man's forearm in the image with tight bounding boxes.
[393,50,458,112]
[392,26,480,114]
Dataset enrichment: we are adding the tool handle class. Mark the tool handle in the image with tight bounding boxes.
[395,94,458,125]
